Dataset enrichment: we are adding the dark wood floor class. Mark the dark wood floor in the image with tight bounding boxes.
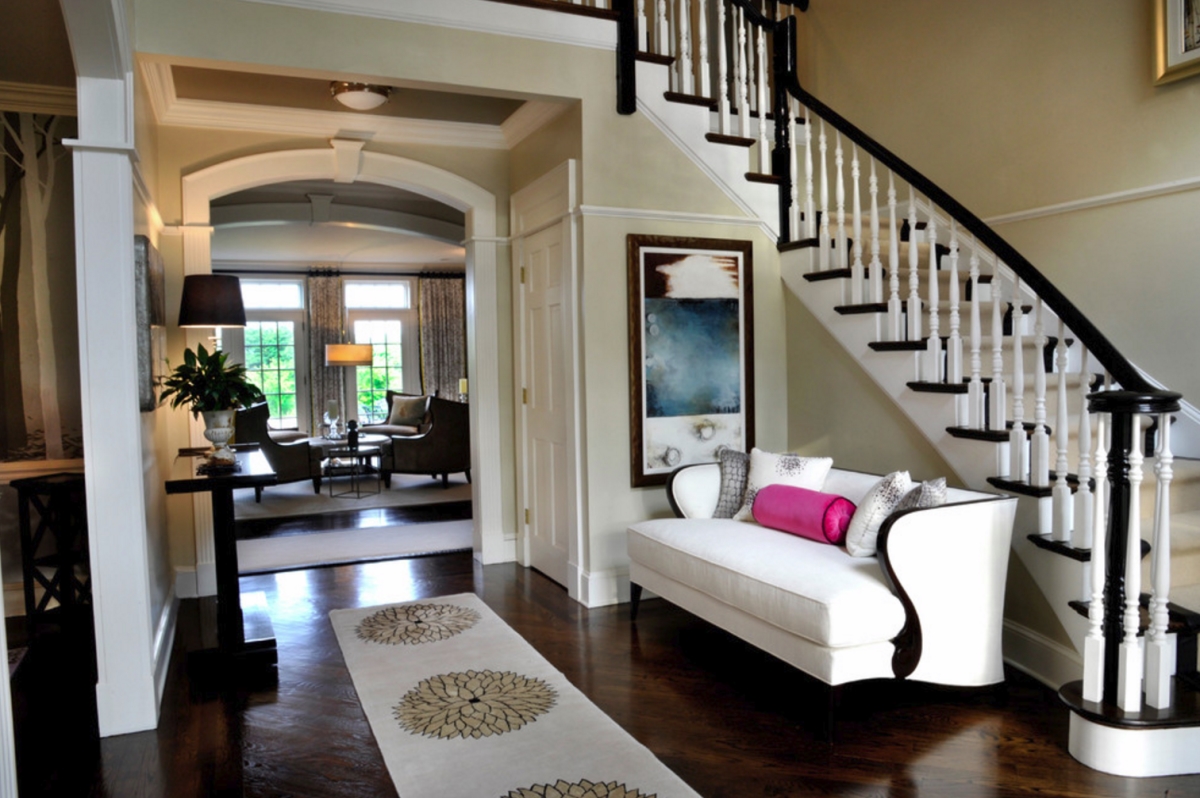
[14,553,1200,797]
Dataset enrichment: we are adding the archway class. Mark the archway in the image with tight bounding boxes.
[179,140,508,580]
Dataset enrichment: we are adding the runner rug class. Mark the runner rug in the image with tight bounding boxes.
[330,593,700,798]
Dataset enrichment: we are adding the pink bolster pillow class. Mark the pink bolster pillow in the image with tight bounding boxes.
[752,484,857,545]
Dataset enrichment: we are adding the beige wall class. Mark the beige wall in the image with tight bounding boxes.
[800,0,1200,408]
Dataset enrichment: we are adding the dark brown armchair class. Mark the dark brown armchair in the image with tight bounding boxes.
[389,396,471,488]
[234,402,324,500]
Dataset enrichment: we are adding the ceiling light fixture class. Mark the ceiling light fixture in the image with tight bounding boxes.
[330,81,391,111]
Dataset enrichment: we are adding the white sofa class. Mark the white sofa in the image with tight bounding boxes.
[627,464,1017,696]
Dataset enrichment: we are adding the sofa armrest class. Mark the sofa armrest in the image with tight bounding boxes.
[876,495,1017,686]
[666,463,721,519]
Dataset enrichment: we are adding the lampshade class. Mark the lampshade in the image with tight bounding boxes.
[177,274,247,328]
[325,343,374,367]
[330,81,390,111]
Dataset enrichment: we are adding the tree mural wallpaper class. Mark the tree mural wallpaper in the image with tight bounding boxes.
[0,111,82,462]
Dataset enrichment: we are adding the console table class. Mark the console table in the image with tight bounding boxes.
[166,448,278,677]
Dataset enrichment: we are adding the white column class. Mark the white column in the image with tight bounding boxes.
[1009,279,1028,482]
[849,145,863,303]
[1074,343,1094,549]
[697,0,710,98]
[1030,299,1050,491]
[834,134,846,274]
[804,108,815,240]
[69,139,159,735]
[923,215,940,383]
[755,26,769,173]
[818,120,830,272]
[967,243,984,429]
[789,102,801,240]
[868,159,882,304]
[465,236,509,564]
[887,173,901,341]
[906,187,921,342]
[715,0,729,135]
[990,270,1009,476]
[677,0,693,95]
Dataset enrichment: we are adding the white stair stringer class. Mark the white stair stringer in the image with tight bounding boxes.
[782,247,1090,677]
[634,60,780,239]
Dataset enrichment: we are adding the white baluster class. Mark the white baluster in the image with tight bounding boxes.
[924,215,940,382]
[835,133,847,274]
[818,121,830,272]
[1082,411,1109,703]
[991,270,1009,476]
[1074,343,1094,549]
[1117,413,1145,712]
[887,173,902,341]
[657,0,669,56]
[755,26,769,173]
[637,0,648,50]
[1009,279,1028,483]
[1146,411,1176,709]
[907,188,921,342]
[1030,299,1050,494]
[967,242,984,429]
[715,0,729,135]
[697,0,710,99]
[736,9,750,139]
[677,0,692,94]
[1052,320,1073,541]
[946,222,962,386]
[850,145,863,304]
[869,159,882,304]
[804,107,815,240]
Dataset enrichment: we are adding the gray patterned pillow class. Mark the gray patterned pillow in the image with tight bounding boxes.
[713,448,750,519]
[733,448,834,522]
[844,470,913,557]
[893,477,947,513]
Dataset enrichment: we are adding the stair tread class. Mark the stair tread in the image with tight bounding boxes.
[1061,678,1200,730]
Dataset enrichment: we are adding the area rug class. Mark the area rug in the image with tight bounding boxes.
[238,519,472,573]
[234,472,472,521]
[330,593,700,798]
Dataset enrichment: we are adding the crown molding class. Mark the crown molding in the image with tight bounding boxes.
[238,0,617,51]
[502,100,572,148]
[139,59,508,149]
[0,81,77,115]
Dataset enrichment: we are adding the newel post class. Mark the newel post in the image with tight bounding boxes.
[1089,389,1181,704]
[771,13,797,244]
[616,0,638,115]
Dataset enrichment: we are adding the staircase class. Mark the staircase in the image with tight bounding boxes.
[498,0,1200,777]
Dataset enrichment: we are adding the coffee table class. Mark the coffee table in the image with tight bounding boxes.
[325,444,382,498]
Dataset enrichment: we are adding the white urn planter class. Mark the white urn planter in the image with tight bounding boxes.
[201,409,237,463]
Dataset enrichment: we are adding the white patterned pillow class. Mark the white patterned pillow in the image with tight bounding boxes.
[733,448,834,522]
[713,448,750,519]
[893,477,947,514]
[844,471,913,557]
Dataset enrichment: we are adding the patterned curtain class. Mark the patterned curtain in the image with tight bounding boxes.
[307,272,345,432]
[418,275,467,398]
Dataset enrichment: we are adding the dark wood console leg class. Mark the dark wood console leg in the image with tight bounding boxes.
[630,583,643,621]
[312,476,321,493]
[254,486,262,503]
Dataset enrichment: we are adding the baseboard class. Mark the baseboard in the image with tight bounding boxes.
[152,587,179,706]
[577,566,630,609]
[1003,619,1082,690]
[174,566,198,600]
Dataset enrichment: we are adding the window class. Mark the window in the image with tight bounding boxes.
[222,278,309,430]
[345,279,419,423]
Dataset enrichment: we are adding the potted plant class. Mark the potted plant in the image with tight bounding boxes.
[159,343,265,463]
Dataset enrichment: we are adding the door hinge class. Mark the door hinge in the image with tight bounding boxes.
[524,508,531,525]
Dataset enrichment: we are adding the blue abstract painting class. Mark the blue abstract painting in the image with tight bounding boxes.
[643,298,740,417]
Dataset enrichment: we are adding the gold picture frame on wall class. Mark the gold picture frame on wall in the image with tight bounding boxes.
[1155,0,1200,84]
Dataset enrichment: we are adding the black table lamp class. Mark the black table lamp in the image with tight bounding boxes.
[178,274,247,328]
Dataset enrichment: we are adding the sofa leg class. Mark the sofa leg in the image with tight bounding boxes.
[630,583,643,621]
[441,473,449,489]
[254,486,263,503]
[816,683,842,743]
[312,476,322,494]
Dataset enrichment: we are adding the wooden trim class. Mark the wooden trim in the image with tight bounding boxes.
[705,132,755,147]
[483,0,619,19]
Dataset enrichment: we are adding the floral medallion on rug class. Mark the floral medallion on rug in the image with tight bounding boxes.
[330,593,700,798]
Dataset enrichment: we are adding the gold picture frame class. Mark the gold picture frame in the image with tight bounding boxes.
[1155,0,1200,84]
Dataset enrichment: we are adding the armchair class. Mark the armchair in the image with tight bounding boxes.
[234,402,324,500]
[389,396,471,488]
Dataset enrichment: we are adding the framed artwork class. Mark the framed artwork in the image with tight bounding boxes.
[135,235,166,412]
[1156,0,1200,84]
[627,234,754,487]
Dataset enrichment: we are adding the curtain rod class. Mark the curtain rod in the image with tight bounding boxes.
[213,268,465,278]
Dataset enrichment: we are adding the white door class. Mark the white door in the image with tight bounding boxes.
[523,224,570,587]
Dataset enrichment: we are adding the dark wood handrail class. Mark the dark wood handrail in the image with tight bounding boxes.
[768,15,1158,396]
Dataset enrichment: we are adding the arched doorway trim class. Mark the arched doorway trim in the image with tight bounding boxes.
[180,141,506,575]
